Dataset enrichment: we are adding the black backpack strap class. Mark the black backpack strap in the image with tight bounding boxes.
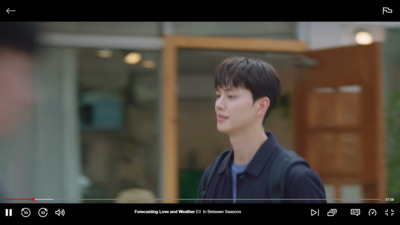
[197,150,230,200]
[268,150,309,203]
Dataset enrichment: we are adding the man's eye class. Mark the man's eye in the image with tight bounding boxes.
[216,94,221,99]
[228,95,236,99]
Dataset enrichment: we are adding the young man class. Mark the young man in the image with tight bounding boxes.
[197,56,326,203]
[0,22,39,203]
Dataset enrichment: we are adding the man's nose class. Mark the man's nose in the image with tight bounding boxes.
[215,96,226,111]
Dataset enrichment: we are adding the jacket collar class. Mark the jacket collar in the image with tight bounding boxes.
[217,132,280,177]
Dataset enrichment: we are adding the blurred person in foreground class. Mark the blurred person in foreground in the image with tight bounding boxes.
[0,22,39,203]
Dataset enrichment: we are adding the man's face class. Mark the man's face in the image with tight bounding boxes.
[215,86,261,135]
[0,48,35,136]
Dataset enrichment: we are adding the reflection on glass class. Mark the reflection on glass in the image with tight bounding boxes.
[384,28,400,203]
[78,48,160,203]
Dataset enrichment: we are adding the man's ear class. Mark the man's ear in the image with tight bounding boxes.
[256,97,270,118]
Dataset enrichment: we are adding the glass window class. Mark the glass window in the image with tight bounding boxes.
[384,27,400,203]
[78,48,161,203]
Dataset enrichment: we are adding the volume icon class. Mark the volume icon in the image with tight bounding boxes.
[55,209,65,217]
[5,209,12,217]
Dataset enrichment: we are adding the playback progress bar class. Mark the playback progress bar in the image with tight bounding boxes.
[3,198,385,202]
[4,198,54,201]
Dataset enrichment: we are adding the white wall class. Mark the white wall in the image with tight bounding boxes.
[298,22,386,50]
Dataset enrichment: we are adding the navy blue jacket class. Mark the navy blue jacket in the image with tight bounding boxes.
[198,132,326,203]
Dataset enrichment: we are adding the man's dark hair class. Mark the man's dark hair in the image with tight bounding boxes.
[214,56,281,124]
[0,22,39,54]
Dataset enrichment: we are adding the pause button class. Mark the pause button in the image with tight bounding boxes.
[5,209,12,217]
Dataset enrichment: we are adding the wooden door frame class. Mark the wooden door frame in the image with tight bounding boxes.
[293,43,386,202]
[160,35,308,202]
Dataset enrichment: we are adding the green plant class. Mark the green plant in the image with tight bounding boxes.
[275,93,290,118]
[386,91,400,203]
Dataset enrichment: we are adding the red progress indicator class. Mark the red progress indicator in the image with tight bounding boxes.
[4,198,35,201]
